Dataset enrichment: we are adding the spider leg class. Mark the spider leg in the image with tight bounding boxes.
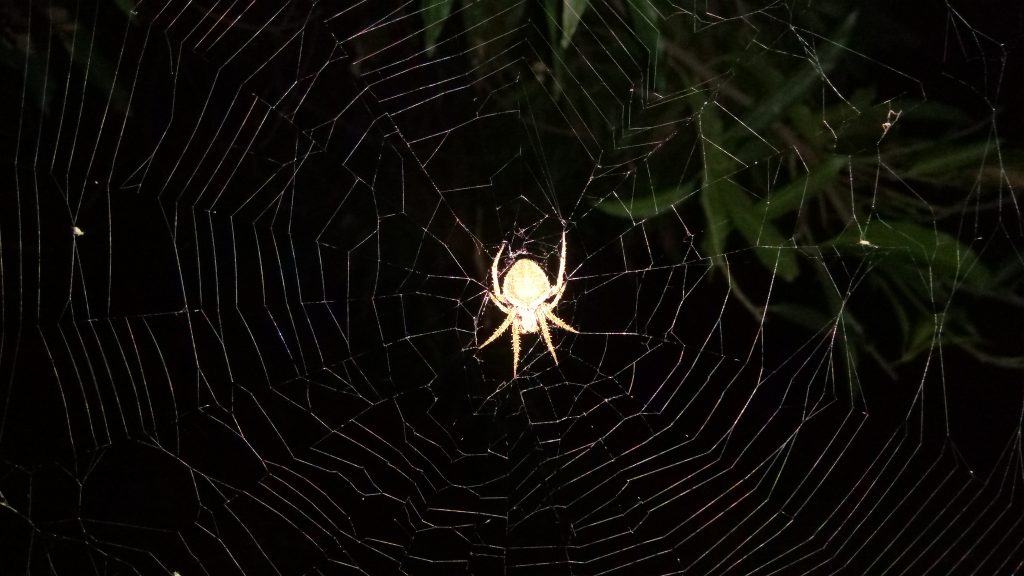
[490,294,511,314]
[512,323,520,377]
[487,243,513,313]
[538,317,559,365]
[558,231,567,287]
[548,231,568,305]
[480,312,513,349]
[491,243,505,301]
[545,309,578,333]
[549,278,567,306]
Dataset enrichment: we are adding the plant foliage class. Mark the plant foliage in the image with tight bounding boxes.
[416,0,1021,377]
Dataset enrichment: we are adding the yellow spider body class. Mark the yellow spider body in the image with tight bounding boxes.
[501,260,549,332]
[480,233,578,375]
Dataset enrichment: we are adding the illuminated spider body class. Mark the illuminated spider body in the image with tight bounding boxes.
[480,233,578,376]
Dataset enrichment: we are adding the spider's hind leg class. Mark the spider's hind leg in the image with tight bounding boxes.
[539,319,558,365]
[546,310,578,334]
[512,326,521,376]
[481,314,513,349]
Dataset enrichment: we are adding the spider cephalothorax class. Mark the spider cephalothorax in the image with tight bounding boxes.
[479,232,578,376]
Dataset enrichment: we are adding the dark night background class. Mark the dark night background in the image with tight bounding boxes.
[1,1,1023,575]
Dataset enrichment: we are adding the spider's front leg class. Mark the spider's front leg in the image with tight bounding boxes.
[490,294,511,314]
[491,243,505,302]
[487,243,512,313]
[549,231,568,304]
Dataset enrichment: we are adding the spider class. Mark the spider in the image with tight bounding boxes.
[479,232,578,376]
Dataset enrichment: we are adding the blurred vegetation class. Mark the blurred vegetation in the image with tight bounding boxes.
[420,0,1024,377]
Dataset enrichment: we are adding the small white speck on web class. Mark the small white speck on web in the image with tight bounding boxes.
[72,226,85,237]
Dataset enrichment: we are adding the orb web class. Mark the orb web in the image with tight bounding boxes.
[1,1,1023,575]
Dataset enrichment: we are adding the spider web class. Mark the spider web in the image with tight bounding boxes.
[1,0,1023,574]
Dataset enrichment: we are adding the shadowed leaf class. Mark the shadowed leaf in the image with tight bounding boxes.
[757,155,847,219]
[543,0,560,47]
[727,12,857,141]
[561,0,590,49]
[422,0,456,56]
[831,220,994,289]
[594,181,694,219]
[114,0,136,15]
[904,141,999,180]
[626,0,662,89]
[697,97,799,279]
[728,186,800,281]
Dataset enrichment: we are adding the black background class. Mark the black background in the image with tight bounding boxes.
[1,1,1023,574]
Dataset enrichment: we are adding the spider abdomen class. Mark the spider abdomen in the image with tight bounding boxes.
[502,259,551,302]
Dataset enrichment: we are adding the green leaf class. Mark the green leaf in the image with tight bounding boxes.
[461,2,526,77]
[696,96,799,280]
[696,97,735,260]
[980,151,1024,189]
[901,315,938,361]
[770,302,832,332]
[728,188,800,281]
[561,0,590,49]
[726,12,857,141]
[53,14,132,114]
[957,342,1024,369]
[788,104,819,144]
[114,0,136,15]
[543,0,560,47]
[831,220,994,290]
[904,141,998,180]
[626,0,659,55]
[422,0,456,56]
[700,182,731,262]
[625,0,662,89]
[0,41,53,113]
[594,181,694,219]
[757,155,846,220]
[903,101,973,128]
